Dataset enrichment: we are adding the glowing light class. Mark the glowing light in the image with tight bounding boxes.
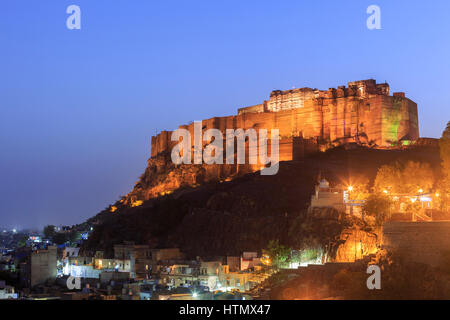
[289,262,300,269]
[110,206,117,213]
[411,198,417,203]
[383,190,389,194]
[12,229,17,233]
[348,186,353,192]
[131,200,143,207]
[192,292,198,298]
[435,193,440,197]
[418,189,423,193]
[260,254,271,266]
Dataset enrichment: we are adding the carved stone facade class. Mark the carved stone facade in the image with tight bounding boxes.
[151,79,419,160]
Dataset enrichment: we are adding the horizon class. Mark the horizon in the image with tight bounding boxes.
[1,0,449,229]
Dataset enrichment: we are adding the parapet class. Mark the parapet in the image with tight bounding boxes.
[240,79,392,114]
[237,103,266,115]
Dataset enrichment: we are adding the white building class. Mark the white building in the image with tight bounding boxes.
[310,179,347,212]
[0,281,17,300]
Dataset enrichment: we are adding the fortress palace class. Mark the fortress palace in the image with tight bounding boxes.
[150,79,419,162]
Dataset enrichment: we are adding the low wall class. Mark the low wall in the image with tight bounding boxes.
[382,221,450,267]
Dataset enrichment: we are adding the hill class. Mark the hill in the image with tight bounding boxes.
[81,145,441,258]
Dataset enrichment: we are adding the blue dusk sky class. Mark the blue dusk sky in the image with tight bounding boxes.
[0,0,449,229]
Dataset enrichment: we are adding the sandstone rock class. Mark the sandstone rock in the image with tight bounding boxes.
[334,228,379,263]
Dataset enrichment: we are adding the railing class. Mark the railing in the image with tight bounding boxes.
[413,210,432,222]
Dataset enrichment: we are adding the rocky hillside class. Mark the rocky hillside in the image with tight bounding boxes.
[122,152,255,205]
[81,145,441,258]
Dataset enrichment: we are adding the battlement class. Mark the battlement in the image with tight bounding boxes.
[239,79,391,114]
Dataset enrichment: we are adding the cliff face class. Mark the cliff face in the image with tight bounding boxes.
[334,228,379,262]
[123,152,255,204]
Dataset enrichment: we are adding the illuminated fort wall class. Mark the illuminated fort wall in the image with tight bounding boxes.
[150,80,419,161]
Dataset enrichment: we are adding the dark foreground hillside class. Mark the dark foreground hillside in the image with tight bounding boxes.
[81,145,441,258]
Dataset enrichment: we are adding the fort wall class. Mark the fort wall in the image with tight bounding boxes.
[383,222,450,268]
[150,80,419,160]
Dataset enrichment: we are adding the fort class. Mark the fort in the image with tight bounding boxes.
[150,79,419,163]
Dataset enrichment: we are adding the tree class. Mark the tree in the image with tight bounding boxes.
[17,235,28,248]
[439,121,450,211]
[43,225,56,239]
[52,232,67,245]
[374,163,401,193]
[440,122,450,185]
[364,194,392,226]
[374,161,434,194]
[68,231,81,245]
[265,240,291,269]
[402,161,434,193]
[348,178,370,200]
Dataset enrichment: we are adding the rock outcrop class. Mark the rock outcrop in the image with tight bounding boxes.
[123,152,255,205]
[333,228,379,262]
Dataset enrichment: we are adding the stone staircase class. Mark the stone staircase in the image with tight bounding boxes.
[413,210,432,222]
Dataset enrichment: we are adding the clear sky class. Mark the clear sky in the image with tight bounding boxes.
[1,0,449,229]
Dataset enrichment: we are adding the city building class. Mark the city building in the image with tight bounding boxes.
[310,179,348,212]
[22,246,58,287]
[0,281,17,300]
[240,252,261,271]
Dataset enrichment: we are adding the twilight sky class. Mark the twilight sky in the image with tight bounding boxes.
[1,0,449,230]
